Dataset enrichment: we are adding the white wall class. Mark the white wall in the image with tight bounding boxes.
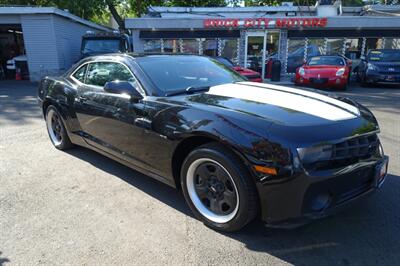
[52,15,98,72]
[20,14,106,82]
[21,14,60,81]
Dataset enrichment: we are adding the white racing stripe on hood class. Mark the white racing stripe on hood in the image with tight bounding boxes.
[207,83,357,121]
[239,82,360,116]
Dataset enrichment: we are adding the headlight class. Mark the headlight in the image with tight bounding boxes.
[336,68,345,76]
[367,63,377,71]
[297,145,332,164]
[298,67,305,76]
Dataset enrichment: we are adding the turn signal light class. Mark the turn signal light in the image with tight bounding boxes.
[253,165,277,175]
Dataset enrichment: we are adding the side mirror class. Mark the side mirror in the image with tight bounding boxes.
[104,81,143,102]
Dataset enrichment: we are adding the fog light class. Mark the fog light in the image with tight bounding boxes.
[310,193,331,211]
[300,78,304,83]
[336,79,341,84]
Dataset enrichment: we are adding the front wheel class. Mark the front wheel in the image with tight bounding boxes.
[181,143,258,232]
[45,105,73,150]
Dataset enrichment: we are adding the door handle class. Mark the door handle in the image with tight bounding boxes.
[76,96,88,103]
[134,117,152,130]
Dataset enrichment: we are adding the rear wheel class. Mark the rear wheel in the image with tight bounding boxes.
[45,106,73,150]
[181,143,258,232]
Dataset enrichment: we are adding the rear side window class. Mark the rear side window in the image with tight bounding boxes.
[72,64,88,83]
[85,62,134,87]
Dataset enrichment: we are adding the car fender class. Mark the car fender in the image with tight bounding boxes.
[39,77,81,135]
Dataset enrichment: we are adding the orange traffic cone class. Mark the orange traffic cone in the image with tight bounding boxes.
[15,68,22,80]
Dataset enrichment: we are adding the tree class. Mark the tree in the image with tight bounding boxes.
[0,0,109,22]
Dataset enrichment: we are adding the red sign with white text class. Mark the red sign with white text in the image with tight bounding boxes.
[204,18,328,28]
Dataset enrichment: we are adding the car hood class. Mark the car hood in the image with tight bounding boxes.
[303,65,343,76]
[367,61,400,66]
[367,61,400,72]
[167,82,379,144]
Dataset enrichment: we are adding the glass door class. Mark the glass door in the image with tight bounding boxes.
[245,31,280,80]
[245,32,266,79]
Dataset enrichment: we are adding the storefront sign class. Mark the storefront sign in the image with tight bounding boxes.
[204,18,328,29]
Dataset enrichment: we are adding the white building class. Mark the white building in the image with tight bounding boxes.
[0,7,110,81]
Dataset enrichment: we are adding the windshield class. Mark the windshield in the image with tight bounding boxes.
[214,57,235,68]
[368,50,400,62]
[82,39,121,54]
[136,56,246,95]
[308,56,345,66]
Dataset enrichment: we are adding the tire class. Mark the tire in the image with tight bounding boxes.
[45,105,73,150]
[181,143,258,232]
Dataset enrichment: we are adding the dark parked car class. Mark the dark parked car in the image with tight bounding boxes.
[38,54,388,232]
[81,31,132,58]
[357,49,400,86]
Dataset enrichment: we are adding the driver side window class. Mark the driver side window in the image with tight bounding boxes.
[85,62,135,87]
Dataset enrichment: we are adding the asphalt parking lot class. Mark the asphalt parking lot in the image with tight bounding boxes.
[0,81,399,265]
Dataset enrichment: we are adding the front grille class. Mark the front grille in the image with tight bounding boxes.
[332,134,379,160]
[336,180,372,205]
[303,167,374,213]
[310,78,328,84]
[311,134,379,170]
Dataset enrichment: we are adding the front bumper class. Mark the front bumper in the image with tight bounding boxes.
[257,156,389,228]
[366,72,400,83]
[296,76,348,88]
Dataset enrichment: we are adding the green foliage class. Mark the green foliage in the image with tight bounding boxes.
[0,0,231,25]
[341,0,365,6]
[0,0,109,21]
[164,0,227,7]
[244,0,281,6]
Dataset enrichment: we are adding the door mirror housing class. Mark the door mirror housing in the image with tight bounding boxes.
[104,81,143,101]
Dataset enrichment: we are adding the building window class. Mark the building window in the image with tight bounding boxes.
[344,38,362,60]
[202,39,218,56]
[163,39,179,53]
[325,38,344,56]
[219,39,239,64]
[383,38,400,49]
[365,38,380,54]
[144,39,161,53]
[307,38,324,59]
[286,38,306,73]
[181,39,199,54]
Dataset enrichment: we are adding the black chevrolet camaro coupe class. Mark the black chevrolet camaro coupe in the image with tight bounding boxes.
[38,54,388,232]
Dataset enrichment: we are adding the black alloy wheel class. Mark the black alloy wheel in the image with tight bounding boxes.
[181,143,258,232]
[45,105,73,150]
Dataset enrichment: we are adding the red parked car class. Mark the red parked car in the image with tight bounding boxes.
[214,57,263,82]
[295,56,351,90]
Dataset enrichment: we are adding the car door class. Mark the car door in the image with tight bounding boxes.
[73,61,148,166]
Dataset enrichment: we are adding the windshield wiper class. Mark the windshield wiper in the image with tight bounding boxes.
[166,86,210,96]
